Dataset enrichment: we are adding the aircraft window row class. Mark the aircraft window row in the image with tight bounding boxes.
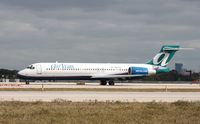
[46,68,128,71]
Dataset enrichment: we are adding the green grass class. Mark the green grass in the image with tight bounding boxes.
[0,101,200,124]
[1,88,200,92]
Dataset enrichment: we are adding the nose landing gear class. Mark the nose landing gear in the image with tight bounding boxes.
[25,81,30,85]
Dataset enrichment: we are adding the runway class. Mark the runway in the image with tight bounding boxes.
[1,82,200,89]
[1,91,200,102]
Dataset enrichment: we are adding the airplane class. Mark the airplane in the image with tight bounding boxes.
[18,45,180,85]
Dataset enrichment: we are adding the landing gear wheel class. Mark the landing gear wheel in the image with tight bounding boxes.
[100,80,107,85]
[108,81,115,86]
[25,81,30,85]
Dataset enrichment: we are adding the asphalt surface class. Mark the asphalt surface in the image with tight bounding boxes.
[1,91,200,102]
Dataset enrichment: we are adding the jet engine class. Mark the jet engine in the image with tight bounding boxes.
[128,67,148,75]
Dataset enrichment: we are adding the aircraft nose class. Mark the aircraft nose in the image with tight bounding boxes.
[17,69,29,79]
[17,70,26,76]
[17,71,22,76]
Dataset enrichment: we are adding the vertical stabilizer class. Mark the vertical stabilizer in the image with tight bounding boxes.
[146,45,180,67]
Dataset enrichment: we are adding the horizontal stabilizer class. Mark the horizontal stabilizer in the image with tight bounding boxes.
[163,47,193,51]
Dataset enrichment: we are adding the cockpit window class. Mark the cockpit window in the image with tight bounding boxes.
[26,65,35,69]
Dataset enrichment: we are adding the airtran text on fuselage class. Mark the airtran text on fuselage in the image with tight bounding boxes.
[50,64,74,70]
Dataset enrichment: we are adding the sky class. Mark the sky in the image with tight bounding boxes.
[0,0,199,71]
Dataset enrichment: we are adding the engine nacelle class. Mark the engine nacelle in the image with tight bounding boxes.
[128,67,148,75]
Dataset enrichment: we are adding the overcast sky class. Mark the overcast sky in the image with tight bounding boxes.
[0,0,199,71]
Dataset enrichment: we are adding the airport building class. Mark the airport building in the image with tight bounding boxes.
[175,63,191,76]
[175,63,183,74]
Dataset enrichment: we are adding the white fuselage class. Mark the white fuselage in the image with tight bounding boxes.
[17,63,156,80]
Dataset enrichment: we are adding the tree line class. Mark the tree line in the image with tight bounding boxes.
[0,69,18,79]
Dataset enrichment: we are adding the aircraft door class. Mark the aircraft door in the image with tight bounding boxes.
[36,64,42,74]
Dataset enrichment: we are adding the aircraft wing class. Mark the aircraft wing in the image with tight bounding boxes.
[91,74,145,79]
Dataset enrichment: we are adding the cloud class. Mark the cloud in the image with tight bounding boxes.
[0,0,199,71]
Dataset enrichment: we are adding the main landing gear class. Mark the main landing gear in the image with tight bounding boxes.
[100,80,115,86]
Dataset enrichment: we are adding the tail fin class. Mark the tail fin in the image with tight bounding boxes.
[146,45,180,67]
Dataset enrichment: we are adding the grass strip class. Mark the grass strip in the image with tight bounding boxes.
[0,101,200,124]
